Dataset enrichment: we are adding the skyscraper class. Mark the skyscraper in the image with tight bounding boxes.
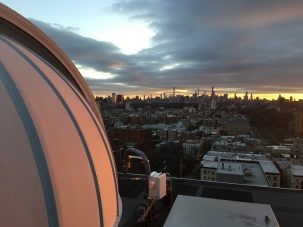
[244,91,249,101]
[210,86,216,110]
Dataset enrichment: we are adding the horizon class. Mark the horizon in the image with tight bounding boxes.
[93,90,303,101]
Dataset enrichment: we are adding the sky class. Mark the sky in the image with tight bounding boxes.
[2,0,303,99]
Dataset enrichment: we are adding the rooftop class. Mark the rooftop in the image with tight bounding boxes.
[164,195,279,227]
[207,151,268,161]
[267,146,291,152]
[291,165,303,176]
[201,161,219,169]
[217,162,244,176]
[259,161,280,174]
[216,160,269,187]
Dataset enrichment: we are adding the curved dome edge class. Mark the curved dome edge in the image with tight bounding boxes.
[0,3,105,128]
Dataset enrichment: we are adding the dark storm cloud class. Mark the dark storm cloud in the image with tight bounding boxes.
[32,0,303,94]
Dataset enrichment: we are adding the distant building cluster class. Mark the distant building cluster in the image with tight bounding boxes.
[201,135,303,189]
[97,86,303,190]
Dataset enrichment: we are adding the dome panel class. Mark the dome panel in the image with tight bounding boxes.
[31,56,119,226]
[0,70,49,227]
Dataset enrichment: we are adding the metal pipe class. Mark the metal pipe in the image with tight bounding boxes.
[124,147,151,175]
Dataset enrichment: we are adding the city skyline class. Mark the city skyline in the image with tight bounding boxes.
[95,92,303,101]
[95,87,302,101]
[3,0,303,99]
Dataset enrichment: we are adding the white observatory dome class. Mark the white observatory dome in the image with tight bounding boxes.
[0,3,121,227]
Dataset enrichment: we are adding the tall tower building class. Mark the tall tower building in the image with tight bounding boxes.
[244,91,248,101]
[210,86,216,110]
[112,92,116,103]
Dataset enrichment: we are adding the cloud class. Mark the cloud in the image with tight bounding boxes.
[214,1,303,29]
[110,0,303,92]
[31,19,129,73]
[31,0,303,95]
[31,19,162,89]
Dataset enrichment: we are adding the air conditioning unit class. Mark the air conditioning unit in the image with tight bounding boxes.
[148,172,167,199]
